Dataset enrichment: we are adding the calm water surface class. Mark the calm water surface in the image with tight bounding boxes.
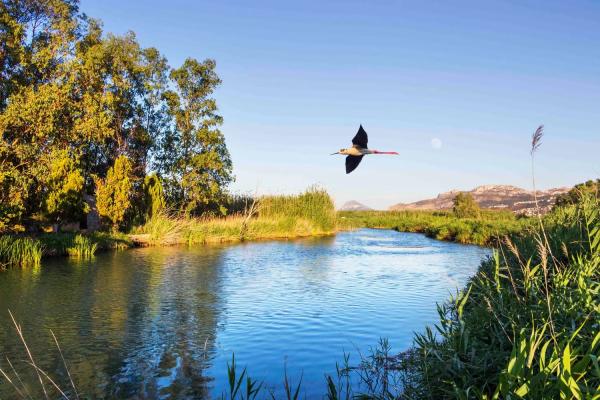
[0,229,490,398]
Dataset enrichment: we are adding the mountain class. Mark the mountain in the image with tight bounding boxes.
[389,185,570,215]
[339,200,373,211]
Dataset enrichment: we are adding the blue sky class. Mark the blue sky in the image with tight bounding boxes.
[81,0,600,209]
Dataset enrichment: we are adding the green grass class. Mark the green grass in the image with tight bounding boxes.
[0,232,132,268]
[66,235,98,259]
[396,196,600,399]
[0,236,42,269]
[338,209,528,246]
[133,187,337,246]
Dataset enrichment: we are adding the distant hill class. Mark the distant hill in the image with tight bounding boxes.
[339,200,373,211]
[389,185,570,215]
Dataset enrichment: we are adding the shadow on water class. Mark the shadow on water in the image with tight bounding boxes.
[0,230,487,398]
[0,245,229,398]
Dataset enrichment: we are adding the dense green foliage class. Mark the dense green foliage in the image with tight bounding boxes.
[95,155,133,231]
[259,187,336,232]
[0,236,42,269]
[397,196,600,399]
[135,187,337,245]
[555,179,599,208]
[339,209,526,246]
[142,172,165,220]
[0,0,232,233]
[453,192,481,219]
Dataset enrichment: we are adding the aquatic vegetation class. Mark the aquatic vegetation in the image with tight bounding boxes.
[397,195,600,399]
[135,187,337,246]
[258,187,337,232]
[66,235,98,259]
[0,236,42,268]
[338,209,527,246]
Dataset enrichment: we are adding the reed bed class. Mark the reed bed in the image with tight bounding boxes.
[134,188,337,246]
[396,195,600,399]
[66,235,98,259]
[338,209,527,246]
[0,236,42,269]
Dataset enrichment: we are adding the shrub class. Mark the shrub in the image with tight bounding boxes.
[95,156,133,231]
[453,192,481,219]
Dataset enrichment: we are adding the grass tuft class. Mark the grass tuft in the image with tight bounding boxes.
[66,235,98,259]
[0,236,42,268]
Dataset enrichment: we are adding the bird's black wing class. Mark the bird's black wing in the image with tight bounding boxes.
[345,155,364,174]
[351,125,368,148]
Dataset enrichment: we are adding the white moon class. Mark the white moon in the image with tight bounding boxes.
[431,138,442,149]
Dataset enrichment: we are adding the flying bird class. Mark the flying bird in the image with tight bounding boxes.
[331,125,399,174]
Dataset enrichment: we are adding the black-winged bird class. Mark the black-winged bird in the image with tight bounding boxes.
[331,125,398,174]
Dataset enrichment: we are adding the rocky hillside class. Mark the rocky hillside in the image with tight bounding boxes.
[339,200,373,211]
[389,185,570,215]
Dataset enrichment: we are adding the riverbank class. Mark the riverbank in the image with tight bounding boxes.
[0,188,337,269]
[0,210,521,269]
[338,209,530,246]
[1,207,532,270]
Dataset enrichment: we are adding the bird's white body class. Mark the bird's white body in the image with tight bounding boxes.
[339,146,371,156]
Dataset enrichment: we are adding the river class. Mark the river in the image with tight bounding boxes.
[0,229,490,398]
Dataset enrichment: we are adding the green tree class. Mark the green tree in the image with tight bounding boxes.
[453,192,481,219]
[159,58,233,215]
[142,172,165,220]
[95,156,133,231]
[555,179,599,208]
[42,149,87,228]
[0,0,233,231]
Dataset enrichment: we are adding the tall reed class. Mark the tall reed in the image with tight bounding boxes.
[66,235,98,259]
[0,236,42,268]
[399,194,600,399]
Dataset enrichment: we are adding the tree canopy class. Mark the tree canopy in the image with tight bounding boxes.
[453,192,481,219]
[0,0,233,232]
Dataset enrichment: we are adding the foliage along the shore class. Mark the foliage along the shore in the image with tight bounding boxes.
[0,0,232,233]
[338,209,526,246]
[398,194,600,399]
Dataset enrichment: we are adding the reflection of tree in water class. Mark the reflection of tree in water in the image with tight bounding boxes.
[103,245,227,398]
[0,245,227,399]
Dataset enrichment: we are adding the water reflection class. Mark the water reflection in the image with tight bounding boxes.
[0,230,489,398]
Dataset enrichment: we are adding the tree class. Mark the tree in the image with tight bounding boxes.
[142,172,165,220]
[555,179,599,208]
[95,156,133,231]
[42,149,87,228]
[453,192,481,219]
[0,0,234,232]
[158,58,233,215]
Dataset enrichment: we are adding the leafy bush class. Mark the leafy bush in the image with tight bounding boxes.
[401,196,600,399]
[453,192,481,219]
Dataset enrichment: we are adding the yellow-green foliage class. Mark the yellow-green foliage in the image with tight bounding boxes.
[66,234,98,259]
[96,156,133,231]
[453,191,481,219]
[0,236,42,268]
[135,188,337,245]
[338,209,524,246]
[258,187,336,231]
[43,149,87,223]
[142,173,165,220]
[402,196,600,399]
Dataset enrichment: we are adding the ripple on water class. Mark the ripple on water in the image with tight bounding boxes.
[0,229,490,399]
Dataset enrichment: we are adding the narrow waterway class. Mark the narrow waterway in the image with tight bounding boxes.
[0,229,490,398]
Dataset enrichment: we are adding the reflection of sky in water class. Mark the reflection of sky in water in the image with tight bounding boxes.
[0,229,490,398]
